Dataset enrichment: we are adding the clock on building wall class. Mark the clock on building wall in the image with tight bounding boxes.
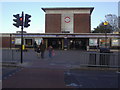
[64,16,71,23]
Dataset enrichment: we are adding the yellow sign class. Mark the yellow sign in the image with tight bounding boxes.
[22,45,25,50]
[104,21,108,26]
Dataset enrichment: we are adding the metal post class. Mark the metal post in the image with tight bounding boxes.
[97,38,99,52]
[105,27,107,48]
[10,34,12,49]
[21,11,24,63]
[104,21,108,48]
[64,37,68,50]
[62,39,64,50]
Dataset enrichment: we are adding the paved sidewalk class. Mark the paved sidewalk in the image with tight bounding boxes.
[3,68,69,88]
[2,57,72,88]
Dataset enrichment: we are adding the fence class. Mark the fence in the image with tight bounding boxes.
[1,49,119,68]
[2,49,36,64]
[81,52,119,68]
[2,49,21,63]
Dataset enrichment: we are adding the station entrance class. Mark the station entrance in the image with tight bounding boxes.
[47,38,88,50]
[47,38,62,49]
[68,38,88,50]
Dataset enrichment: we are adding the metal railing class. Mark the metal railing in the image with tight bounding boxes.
[2,49,21,63]
[2,49,35,64]
[1,49,119,68]
[81,52,119,68]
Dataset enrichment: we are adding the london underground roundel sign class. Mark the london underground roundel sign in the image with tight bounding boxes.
[64,16,71,23]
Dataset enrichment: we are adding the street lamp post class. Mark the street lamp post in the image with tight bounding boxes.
[104,21,109,48]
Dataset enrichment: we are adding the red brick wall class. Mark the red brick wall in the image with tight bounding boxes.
[45,14,61,33]
[74,14,90,33]
[2,37,15,48]
[2,37,10,48]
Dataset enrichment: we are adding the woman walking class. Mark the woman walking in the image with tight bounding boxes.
[48,45,53,58]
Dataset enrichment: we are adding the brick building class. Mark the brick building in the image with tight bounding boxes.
[1,7,120,50]
[42,7,94,33]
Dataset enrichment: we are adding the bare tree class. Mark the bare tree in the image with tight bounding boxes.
[105,14,119,32]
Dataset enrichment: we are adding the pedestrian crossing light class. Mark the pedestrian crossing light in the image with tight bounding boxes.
[13,14,23,28]
[24,14,31,28]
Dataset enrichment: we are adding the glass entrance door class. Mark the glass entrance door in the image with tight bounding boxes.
[25,38,33,48]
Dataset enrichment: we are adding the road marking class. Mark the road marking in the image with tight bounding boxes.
[66,83,83,88]
[116,71,120,73]
[3,68,23,80]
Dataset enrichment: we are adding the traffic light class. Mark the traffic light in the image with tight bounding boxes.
[13,14,23,28]
[24,14,31,27]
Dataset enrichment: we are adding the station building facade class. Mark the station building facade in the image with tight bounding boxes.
[42,7,93,33]
[1,7,120,50]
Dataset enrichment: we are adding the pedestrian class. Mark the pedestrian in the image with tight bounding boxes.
[58,41,61,49]
[48,45,54,58]
[39,40,46,59]
[36,46,41,57]
[33,41,38,52]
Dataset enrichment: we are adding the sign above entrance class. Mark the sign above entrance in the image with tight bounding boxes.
[14,34,119,38]
[64,16,71,23]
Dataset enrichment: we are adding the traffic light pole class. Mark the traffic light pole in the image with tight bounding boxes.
[13,11,31,64]
[21,11,24,63]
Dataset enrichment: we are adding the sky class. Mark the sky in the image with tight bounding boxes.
[0,1,119,33]
[119,1,120,16]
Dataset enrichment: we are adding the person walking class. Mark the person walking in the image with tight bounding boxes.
[39,40,46,59]
[48,45,54,58]
[33,41,38,52]
[36,46,41,57]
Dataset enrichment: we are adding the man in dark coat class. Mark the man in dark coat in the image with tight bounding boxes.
[39,40,46,59]
[33,41,38,52]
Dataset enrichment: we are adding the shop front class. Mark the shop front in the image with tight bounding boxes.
[46,38,88,50]
[2,33,120,51]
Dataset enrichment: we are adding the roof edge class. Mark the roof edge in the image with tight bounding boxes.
[42,7,94,14]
